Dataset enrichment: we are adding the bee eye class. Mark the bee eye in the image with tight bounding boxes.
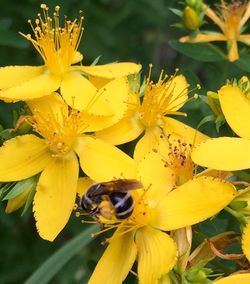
[81,197,91,211]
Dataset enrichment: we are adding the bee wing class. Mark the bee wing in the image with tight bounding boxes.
[89,179,143,197]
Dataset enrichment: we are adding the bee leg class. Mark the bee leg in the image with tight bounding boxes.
[88,208,104,228]
[92,214,104,228]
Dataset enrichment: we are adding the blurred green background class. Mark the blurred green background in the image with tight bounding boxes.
[0,0,249,283]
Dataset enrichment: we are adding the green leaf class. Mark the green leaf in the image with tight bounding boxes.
[235,53,250,72]
[24,225,98,284]
[90,55,102,66]
[197,114,215,129]
[169,40,227,62]
[3,176,36,200]
[21,177,38,216]
[169,8,183,17]
[0,182,16,200]
[0,129,13,140]
[215,114,226,133]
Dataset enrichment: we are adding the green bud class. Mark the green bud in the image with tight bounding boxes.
[180,262,213,284]
[183,7,201,30]
[16,120,32,134]
[207,91,223,117]
[230,188,250,217]
[185,0,203,11]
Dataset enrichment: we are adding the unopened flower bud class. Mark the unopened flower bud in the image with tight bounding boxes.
[183,6,201,30]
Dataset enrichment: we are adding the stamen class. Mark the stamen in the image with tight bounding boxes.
[108,224,141,242]
[19,5,84,76]
[91,224,120,238]
[129,270,138,277]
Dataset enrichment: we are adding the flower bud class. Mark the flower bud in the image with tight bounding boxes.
[183,6,201,30]
[207,91,223,116]
[5,187,31,213]
[230,188,250,217]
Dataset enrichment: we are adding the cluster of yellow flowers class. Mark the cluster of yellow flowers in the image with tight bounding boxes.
[1,3,250,284]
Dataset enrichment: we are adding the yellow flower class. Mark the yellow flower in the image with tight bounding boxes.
[96,68,206,160]
[0,85,135,241]
[81,137,236,284]
[192,81,250,171]
[191,81,250,263]
[213,273,250,284]
[0,4,141,111]
[180,1,250,62]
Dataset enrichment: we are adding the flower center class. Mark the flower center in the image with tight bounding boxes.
[30,107,85,157]
[20,4,84,76]
[139,68,188,128]
[165,135,194,186]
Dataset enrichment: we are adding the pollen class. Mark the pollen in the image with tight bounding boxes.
[20,4,84,76]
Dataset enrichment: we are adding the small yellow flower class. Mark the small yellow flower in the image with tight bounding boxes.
[81,137,236,284]
[96,68,207,160]
[180,1,250,61]
[0,87,135,241]
[192,79,250,171]
[0,4,141,110]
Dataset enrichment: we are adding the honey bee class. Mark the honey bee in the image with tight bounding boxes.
[80,179,143,220]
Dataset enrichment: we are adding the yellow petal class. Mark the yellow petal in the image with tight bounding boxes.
[165,75,188,112]
[76,177,93,196]
[72,51,83,64]
[34,151,79,241]
[204,6,224,31]
[219,85,250,139]
[192,137,250,171]
[74,136,137,181]
[27,92,67,125]
[228,40,239,62]
[242,219,250,262]
[95,112,144,144]
[77,113,113,132]
[76,62,141,79]
[134,127,161,161]
[164,117,208,146]
[0,65,45,89]
[88,230,137,284]
[179,33,226,43]
[137,151,175,205]
[0,73,60,102]
[0,135,52,181]
[61,72,113,115]
[213,274,250,284]
[196,168,232,180]
[135,227,177,284]
[95,92,144,144]
[5,187,31,213]
[153,176,236,231]
[82,77,131,131]
[158,274,172,284]
[88,75,111,89]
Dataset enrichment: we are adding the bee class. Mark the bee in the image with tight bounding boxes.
[80,179,143,220]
